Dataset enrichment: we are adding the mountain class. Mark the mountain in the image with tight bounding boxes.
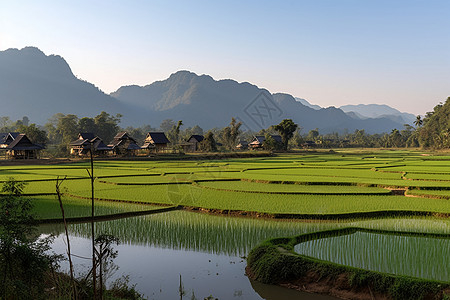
[0,47,411,133]
[112,71,406,134]
[340,104,416,125]
[0,47,143,125]
[294,97,321,110]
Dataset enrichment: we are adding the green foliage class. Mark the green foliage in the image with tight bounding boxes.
[16,123,48,145]
[94,111,122,143]
[262,133,276,151]
[198,132,217,152]
[418,97,450,148]
[307,128,319,141]
[45,112,122,151]
[79,117,97,133]
[220,118,242,150]
[273,119,298,150]
[167,120,184,145]
[0,178,57,299]
[107,275,145,299]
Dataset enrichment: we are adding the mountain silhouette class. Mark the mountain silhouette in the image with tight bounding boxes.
[113,70,406,133]
[0,47,141,125]
[1,47,409,133]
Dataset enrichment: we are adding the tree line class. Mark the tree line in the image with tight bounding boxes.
[1,97,449,154]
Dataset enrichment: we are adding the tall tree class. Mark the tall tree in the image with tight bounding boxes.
[44,113,65,144]
[414,115,423,127]
[79,117,97,133]
[168,120,183,144]
[221,118,242,150]
[417,98,450,148]
[198,132,217,152]
[388,129,403,148]
[307,128,320,141]
[56,114,79,146]
[16,124,48,145]
[94,112,122,143]
[274,119,298,150]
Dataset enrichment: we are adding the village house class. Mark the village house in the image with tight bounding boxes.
[69,133,110,156]
[185,134,204,152]
[2,133,44,159]
[141,132,170,153]
[302,140,317,148]
[0,132,20,148]
[248,135,282,149]
[109,132,140,156]
[235,140,249,150]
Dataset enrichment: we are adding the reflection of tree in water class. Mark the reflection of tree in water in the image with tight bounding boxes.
[39,213,450,257]
[40,211,332,256]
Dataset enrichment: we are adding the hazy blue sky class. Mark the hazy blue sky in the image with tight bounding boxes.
[1,0,449,114]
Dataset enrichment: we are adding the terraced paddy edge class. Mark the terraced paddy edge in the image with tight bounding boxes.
[247,228,450,300]
[1,150,450,220]
[36,205,179,224]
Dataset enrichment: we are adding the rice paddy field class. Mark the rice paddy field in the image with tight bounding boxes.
[294,229,450,281]
[1,149,449,218]
[2,149,450,288]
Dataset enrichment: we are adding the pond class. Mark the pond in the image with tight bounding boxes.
[41,210,339,299]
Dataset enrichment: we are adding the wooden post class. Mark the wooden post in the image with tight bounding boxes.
[89,143,97,299]
[56,176,77,299]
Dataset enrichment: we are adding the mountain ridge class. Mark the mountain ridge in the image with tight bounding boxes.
[0,47,412,133]
[340,103,416,125]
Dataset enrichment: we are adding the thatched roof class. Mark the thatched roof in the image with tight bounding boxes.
[92,138,110,151]
[187,135,204,143]
[0,132,20,145]
[78,132,96,140]
[250,135,282,145]
[70,133,111,151]
[6,134,44,150]
[145,132,170,144]
[110,132,137,148]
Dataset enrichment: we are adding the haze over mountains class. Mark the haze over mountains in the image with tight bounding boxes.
[0,47,415,134]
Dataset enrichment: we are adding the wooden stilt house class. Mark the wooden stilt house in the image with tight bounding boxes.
[185,135,204,152]
[141,132,170,153]
[249,135,282,149]
[69,133,111,156]
[109,132,140,156]
[4,134,44,159]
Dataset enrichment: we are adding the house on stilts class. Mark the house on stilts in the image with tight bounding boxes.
[69,133,110,156]
[1,133,44,159]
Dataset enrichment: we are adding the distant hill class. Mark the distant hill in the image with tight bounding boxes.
[112,71,406,134]
[294,97,321,110]
[0,47,411,133]
[0,47,142,125]
[340,104,416,125]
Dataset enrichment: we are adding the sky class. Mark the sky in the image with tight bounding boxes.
[0,0,449,115]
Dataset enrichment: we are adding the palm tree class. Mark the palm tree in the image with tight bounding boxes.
[414,115,423,127]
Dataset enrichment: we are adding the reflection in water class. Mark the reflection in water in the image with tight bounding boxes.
[40,212,450,299]
[42,210,339,256]
[250,280,337,300]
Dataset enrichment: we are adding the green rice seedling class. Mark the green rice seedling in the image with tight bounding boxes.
[294,231,450,281]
